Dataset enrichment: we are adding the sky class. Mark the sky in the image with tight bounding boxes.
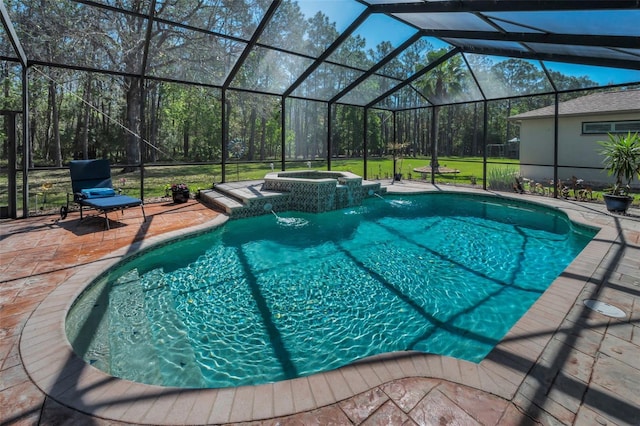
[546,62,640,87]
[293,0,640,87]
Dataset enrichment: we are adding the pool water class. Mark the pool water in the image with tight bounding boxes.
[66,193,596,388]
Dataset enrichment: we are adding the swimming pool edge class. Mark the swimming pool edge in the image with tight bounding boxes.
[18,189,626,425]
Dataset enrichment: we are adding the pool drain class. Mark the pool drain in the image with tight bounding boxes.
[583,299,626,318]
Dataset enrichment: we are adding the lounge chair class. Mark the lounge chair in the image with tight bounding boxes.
[61,159,146,229]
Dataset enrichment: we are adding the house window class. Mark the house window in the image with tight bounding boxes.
[582,120,640,134]
[615,121,640,132]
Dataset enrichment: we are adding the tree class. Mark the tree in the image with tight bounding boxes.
[415,49,467,165]
[491,59,548,142]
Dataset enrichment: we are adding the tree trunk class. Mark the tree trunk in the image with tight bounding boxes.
[260,115,267,160]
[1,63,8,158]
[124,76,142,171]
[247,107,256,161]
[149,84,160,163]
[81,75,92,159]
[295,104,302,158]
[505,99,512,148]
[50,79,62,166]
[44,80,52,163]
[432,106,440,167]
[183,120,190,158]
[28,113,36,168]
[446,108,452,156]
[472,103,478,156]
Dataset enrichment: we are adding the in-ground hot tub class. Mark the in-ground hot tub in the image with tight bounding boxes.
[262,170,381,212]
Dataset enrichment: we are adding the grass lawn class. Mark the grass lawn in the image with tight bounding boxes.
[2,156,636,216]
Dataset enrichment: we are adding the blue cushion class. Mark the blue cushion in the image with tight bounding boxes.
[81,188,116,198]
[81,195,142,209]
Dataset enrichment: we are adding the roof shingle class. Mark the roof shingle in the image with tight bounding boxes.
[510,89,640,120]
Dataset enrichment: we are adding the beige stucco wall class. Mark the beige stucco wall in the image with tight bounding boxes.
[518,112,640,187]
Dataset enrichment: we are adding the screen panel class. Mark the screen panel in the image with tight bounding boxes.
[465,54,553,99]
[230,47,314,94]
[146,23,246,85]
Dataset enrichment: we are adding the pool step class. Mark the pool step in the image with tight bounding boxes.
[200,179,385,219]
[200,182,290,219]
[140,269,206,387]
[108,269,163,384]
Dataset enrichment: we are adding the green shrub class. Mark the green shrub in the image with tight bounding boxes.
[487,167,519,192]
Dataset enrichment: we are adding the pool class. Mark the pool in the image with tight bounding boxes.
[66,193,595,389]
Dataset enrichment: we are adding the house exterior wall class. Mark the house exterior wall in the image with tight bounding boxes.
[519,111,640,187]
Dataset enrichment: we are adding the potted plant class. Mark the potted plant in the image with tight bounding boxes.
[167,183,190,204]
[387,141,407,182]
[598,131,640,213]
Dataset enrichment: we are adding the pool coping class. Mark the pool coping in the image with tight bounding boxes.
[19,187,622,425]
